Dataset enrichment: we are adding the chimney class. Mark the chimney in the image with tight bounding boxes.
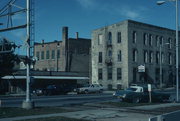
[62,27,68,41]
[76,32,79,39]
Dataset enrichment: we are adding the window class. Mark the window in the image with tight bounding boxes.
[52,50,55,59]
[156,52,159,64]
[41,51,44,60]
[98,68,103,80]
[143,33,148,45]
[107,67,112,80]
[36,51,39,60]
[149,34,153,46]
[99,52,102,63]
[98,34,103,45]
[108,50,112,57]
[133,49,137,62]
[117,68,122,80]
[168,38,172,49]
[117,32,121,43]
[156,36,159,47]
[168,53,172,65]
[161,53,164,63]
[117,50,121,62]
[46,50,49,59]
[108,32,112,44]
[149,51,153,63]
[160,36,164,45]
[57,50,60,59]
[144,51,148,63]
[132,31,137,43]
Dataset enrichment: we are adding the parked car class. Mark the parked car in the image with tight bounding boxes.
[113,86,144,97]
[32,88,45,96]
[75,84,104,94]
[114,86,170,103]
[33,84,74,96]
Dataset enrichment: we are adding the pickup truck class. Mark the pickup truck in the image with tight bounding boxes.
[113,86,170,103]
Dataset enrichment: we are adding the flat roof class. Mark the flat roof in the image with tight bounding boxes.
[2,76,89,80]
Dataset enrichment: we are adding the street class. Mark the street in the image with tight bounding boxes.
[0,93,115,107]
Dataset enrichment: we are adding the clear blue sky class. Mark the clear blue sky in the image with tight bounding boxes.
[0,0,178,54]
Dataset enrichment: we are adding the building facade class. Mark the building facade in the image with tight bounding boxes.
[34,27,91,74]
[91,20,176,89]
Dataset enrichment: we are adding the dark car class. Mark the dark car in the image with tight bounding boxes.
[33,84,75,96]
[44,85,71,95]
[121,90,170,103]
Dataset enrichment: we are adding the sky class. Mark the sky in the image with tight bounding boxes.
[0,0,179,55]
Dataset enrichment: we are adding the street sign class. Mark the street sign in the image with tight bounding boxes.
[148,84,151,92]
[138,65,145,72]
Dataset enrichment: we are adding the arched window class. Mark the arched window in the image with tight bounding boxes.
[143,33,148,45]
[133,49,137,62]
[156,36,159,47]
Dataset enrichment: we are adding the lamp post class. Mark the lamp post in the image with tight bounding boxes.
[157,0,179,102]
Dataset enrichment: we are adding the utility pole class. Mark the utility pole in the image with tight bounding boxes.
[22,0,34,109]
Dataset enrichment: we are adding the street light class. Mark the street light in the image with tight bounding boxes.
[157,0,179,102]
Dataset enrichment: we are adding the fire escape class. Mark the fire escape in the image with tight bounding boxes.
[105,31,113,66]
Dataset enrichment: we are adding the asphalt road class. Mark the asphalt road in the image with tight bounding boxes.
[0,93,115,107]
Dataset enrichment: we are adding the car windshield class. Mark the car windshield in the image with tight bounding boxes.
[126,87,137,92]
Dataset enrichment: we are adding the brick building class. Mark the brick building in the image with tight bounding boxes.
[34,27,91,74]
[91,20,177,89]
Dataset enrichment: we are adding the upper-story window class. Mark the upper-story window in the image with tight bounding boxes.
[144,50,148,63]
[156,51,160,64]
[132,31,137,43]
[108,32,112,44]
[57,49,60,59]
[46,50,50,59]
[117,50,122,62]
[149,34,153,46]
[149,51,153,63]
[156,35,159,47]
[98,34,103,45]
[36,51,40,60]
[108,50,112,57]
[41,51,44,60]
[168,38,172,49]
[160,36,164,46]
[52,50,55,59]
[143,33,148,45]
[117,32,121,43]
[133,49,137,62]
[98,52,102,63]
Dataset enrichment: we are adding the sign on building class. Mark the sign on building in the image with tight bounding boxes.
[138,65,145,72]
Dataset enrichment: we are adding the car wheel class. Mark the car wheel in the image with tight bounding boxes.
[84,90,89,94]
[132,97,140,103]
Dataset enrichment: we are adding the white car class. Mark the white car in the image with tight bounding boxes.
[76,84,104,94]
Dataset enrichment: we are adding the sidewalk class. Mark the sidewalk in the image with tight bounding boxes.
[1,102,180,121]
